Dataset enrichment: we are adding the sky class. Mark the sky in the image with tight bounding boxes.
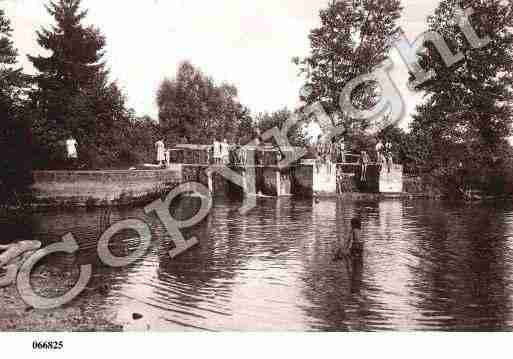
[3,0,439,129]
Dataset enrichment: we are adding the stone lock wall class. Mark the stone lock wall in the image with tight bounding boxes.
[292,162,399,196]
[313,162,338,196]
[29,160,404,208]
[31,169,182,207]
[379,165,404,193]
[258,168,292,196]
[292,165,313,197]
[277,170,292,196]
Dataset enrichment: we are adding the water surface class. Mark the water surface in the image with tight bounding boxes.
[4,198,513,331]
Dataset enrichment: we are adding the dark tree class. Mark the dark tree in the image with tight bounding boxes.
[113,114,162,167]
[157,61,252,145]
[294,0,402,132]
[28,0,124,168]
[409,0,513,194]
[256,108,308,148]
[237,106,257,145]
[377,125,420,175]
[0,8,32,205]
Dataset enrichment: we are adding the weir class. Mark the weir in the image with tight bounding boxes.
[172,144,403,198]
[28,144,403,207]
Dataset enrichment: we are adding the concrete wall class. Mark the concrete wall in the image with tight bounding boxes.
[182,165,251,198]
[259,168,275,196]
[403,175,442,198]
[379,165,404,193]
[31,169,182,207]
[337,173,359,193]
[292,162,396,196]
[359,165,381,193]
[29,161,404,208]
[182,165,293,198]
[258,168,292,196]
[302,162,382,196]
[292,166,313,197]
[277,170,292,196]
[313,163,337,196]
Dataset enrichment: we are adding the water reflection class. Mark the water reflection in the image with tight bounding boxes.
[404,203,512,330]
[2,199,513,331]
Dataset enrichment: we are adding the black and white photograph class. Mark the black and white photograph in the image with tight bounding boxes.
[1,0,513,347]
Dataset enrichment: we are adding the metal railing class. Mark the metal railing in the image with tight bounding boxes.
[168,144,393,167]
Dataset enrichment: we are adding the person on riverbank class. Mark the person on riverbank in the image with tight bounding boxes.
[376,140,385,168]
[384,142,393,172]
[66,136,78,169]
[221,139,230,165]
[338,139,346,163]
[240,141,248,166]
[213,139,222,164]
[360,151,370,182]
[232,140,241,165]
[155,139,165,166]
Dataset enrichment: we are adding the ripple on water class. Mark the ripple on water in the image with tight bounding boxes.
[4,199,513,331]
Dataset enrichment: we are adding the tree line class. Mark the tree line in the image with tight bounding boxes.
[296,0,513,197]
[1,0,513,204]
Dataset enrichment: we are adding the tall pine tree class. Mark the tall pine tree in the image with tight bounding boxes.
[0,8,32,205]
[409,0,513,193]
[29,0,125,168]
[294,0,402,135]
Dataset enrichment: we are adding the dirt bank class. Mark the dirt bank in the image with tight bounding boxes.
[0,264,122,332]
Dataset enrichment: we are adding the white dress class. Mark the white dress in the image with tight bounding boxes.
[66,138,78,159]
[213,141,222,159]
[155,141,165,162]
[221,142,230,163]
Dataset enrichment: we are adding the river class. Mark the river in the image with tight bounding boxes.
[3,197,513,331]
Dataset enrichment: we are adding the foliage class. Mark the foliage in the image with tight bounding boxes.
[378,125,421,175]
[0,8,32,205]
[157,61,252,145]
[256,108,308,148]
[409,0,513,195]
[293,0,402,133]
[113,115,161,167]
[28,0,128,169]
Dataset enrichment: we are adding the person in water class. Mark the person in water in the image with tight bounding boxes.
[334,217,362,260]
